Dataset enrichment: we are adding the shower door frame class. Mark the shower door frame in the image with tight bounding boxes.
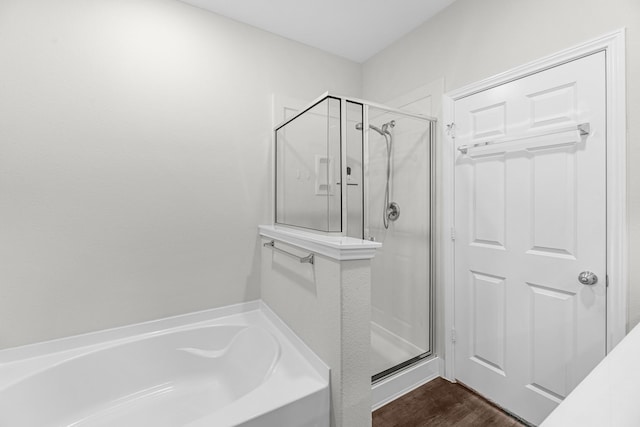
[350,99,438,382]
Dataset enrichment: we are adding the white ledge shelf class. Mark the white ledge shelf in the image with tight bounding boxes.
[258,225,381,261]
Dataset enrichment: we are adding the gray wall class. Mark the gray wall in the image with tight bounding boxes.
[362,0,640,329]
[3,0,639,351]
[0,0,361,349]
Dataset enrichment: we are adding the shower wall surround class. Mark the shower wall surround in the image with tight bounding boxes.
[0,0,360,349]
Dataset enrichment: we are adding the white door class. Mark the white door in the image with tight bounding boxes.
[453,52,606,425]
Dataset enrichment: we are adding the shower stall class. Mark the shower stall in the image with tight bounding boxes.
[274,94,435,382]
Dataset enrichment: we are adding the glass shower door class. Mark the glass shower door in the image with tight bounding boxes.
[365,107,433,381]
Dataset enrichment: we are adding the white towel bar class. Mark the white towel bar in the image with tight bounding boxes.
[457,122,590,155]
[263,240,314,265]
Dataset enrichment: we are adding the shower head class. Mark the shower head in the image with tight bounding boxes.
[381,120,396,132]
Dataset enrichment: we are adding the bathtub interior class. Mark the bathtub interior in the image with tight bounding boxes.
[0,303,329,427]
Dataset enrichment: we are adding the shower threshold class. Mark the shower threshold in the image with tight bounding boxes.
[372,352,432,383]
[371,321,431,383]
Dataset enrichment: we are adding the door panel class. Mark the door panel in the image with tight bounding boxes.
[472,155,506,248]
[471,271,506,374]
[530,146,577,258]
[454,52,606,425]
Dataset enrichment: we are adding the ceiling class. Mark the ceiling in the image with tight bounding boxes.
[180,0,456,63]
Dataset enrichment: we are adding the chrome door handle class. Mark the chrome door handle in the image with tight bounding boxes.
[578,271,598,286]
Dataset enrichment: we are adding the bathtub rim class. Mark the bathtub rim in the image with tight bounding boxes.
[0,300,329,385]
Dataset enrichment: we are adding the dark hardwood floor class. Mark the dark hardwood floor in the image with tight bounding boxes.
[373,377,526,427]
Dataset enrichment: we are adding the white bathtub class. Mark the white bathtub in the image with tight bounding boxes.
[0,301,329,427]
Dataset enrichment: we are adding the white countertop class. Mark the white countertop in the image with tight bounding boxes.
[541,323,640,426]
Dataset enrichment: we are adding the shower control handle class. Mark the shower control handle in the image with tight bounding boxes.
[387,202,400,222]
[578,271,598,286]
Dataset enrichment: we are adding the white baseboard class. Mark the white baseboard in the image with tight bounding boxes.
[372,356,441,411]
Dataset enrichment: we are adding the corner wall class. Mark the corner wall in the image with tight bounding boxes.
[260,238,372,427]
[0,0,361,349]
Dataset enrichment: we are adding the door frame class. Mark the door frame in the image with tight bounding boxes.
[441,29,627,381]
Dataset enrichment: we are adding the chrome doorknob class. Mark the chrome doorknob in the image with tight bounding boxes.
[578,271,598,285]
